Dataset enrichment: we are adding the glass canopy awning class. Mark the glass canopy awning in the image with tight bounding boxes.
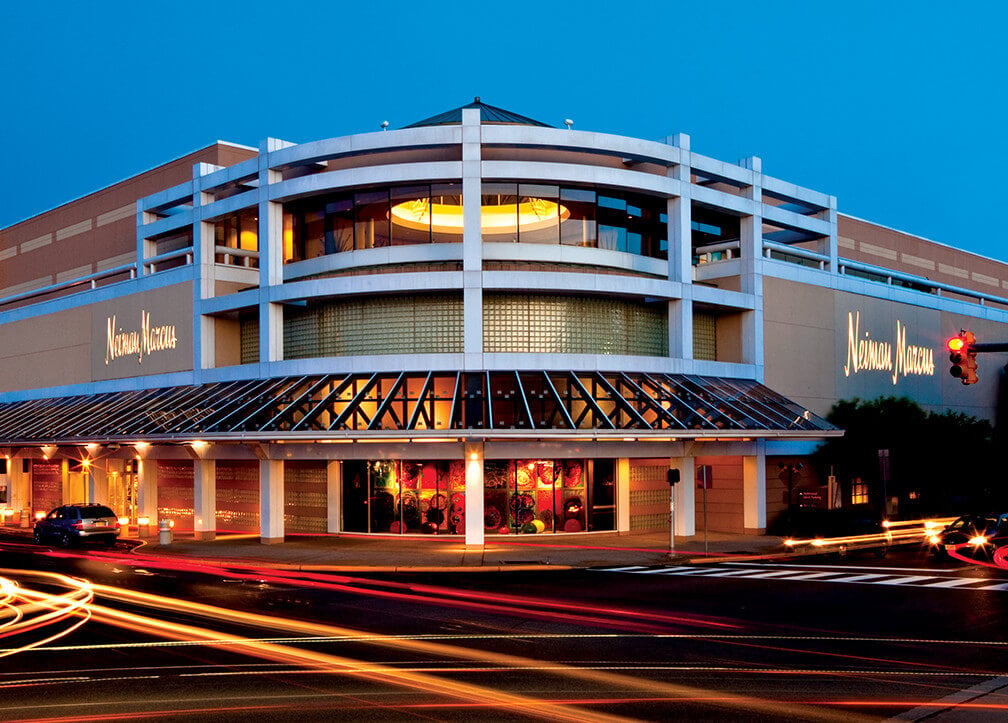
[0,371,838,445]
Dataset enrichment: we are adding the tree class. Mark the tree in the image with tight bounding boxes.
[811,396,1002,516]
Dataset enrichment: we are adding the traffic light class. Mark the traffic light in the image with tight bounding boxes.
[667,469,681,486]
[947,331,978,385]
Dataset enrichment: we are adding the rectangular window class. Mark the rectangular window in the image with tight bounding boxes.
[326,197,354,253]
[518,184,559,245]
[481,183,518,242]
[390,185,431,246]
[354,190,390,249]
[559,188,597,247]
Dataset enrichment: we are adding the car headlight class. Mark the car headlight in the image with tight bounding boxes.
[928,534,940,545]
[969,535,988,546]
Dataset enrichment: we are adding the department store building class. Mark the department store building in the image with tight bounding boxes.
[0,100,1005,543]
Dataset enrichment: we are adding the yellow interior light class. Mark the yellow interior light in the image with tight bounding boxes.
[389,197,570,236]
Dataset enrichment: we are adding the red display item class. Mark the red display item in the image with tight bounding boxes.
[389,521,402,533]
[498,526,510,534]
[450,493,465,512]
[430,493,448,510]
[563,461,583,488]
[563,518,583,532]
[517,507,534,525]
[484,505,502,529]
[564,497,583,518]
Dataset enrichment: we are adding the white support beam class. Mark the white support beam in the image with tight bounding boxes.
[193,459,216,541]
[260,458,284,544]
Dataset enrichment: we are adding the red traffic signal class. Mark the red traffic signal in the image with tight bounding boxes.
[947,331,978,385]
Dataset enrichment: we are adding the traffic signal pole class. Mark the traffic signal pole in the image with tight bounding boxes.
[948,330,1008,385]
[667,468,680,556]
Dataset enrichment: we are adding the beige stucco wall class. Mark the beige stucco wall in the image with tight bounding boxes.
[0,282,193,392]
[764,275,1008,422]
[763,277,837,416]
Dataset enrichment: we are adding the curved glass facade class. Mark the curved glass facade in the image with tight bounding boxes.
[281,183,668,262]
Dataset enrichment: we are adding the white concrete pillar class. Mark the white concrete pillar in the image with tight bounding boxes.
[739,156,765,381]
[616,458,630,532]
[464,442,484,546]
[137,454,158,525]
[677,455,696,537]
[10,457,27,517]
[60,459,70,505]
[743,441,767,533]
[192,163,218,372]
[462,106,483,371]
[193,459,216,540]
[326,460,341,534]
[667,135,693,369]
[258,139,285,366]
[85,464,107,504]
[260,459,285,544]
[820,197,839,272]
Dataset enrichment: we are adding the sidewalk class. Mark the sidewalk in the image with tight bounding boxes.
[129,530,790,572]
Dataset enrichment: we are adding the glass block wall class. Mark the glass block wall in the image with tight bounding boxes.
[238,294,464,364]
[693,310,718,361]
[483,293,668,356]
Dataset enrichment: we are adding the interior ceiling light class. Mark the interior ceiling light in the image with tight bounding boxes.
[389,197,570,235]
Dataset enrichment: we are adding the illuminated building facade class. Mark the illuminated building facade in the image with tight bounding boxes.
[0,99,1005,542]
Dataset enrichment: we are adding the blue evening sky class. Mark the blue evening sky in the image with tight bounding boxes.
[2,1,1005,261]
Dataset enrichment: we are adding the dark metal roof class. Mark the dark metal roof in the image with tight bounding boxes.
[0,371,837,445]
[404,98,553,129]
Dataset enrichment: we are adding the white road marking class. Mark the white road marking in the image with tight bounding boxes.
[597,565,1007,592]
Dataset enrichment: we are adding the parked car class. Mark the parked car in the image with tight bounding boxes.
[929,513,1008,558]
[34,503,120,548]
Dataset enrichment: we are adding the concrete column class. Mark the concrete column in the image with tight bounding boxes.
[193,163,218,372]
[616,458,630,532]
[193,459,216,540]
[258,139,285,366]
[10,457,27,518]
[137,455,158,524]
[739,156,765,382]
[60,459,70,505]
[743,441,767,533]
[326,460,341,534]
[260,459,285,544]
[85,464,107,504]
[136,204,158,277]
[461,107,483,371]
[464,441,484,546]
[676,455,696,537]
[667,134,693,368]
[819,197,839,272]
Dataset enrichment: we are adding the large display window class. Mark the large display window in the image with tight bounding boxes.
[341,458,615,535]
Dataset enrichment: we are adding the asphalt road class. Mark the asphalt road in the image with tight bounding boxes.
[0,539,1005,722]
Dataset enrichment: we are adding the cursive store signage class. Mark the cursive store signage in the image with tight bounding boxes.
[843,310,935,385]
[105,310,178,365]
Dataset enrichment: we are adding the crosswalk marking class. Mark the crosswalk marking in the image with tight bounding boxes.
[927,577,983,588]
[874,575,933,586]
[832,573,891,583]
[594,564,1005,592]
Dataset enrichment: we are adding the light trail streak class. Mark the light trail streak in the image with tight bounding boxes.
[78,581,872,722]
[0,570,93,658]
[41,546,735,632]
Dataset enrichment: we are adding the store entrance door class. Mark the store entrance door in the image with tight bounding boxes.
[108,472,137,521]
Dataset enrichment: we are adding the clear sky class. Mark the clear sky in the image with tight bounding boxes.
[2,1,1005,261]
